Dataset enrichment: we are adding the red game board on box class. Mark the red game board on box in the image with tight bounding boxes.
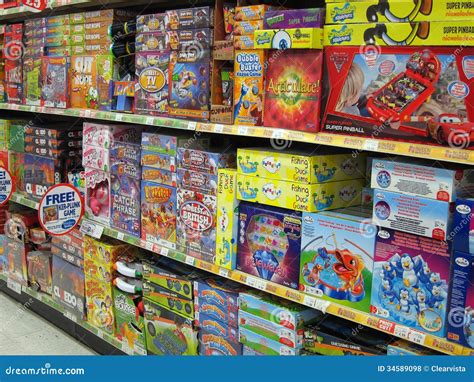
[264,50,323,132]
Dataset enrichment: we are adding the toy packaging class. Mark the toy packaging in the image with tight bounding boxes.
[135,51,170,116]
[199,330,242,356]
[168,28,214,51]
[111,161,142,180]
[237,148,366,184]
[387,340,440,355]
[237,203,302,289]
[177,168,218,195]
[112,81,135,113]
[234,20,264,36]
[24,136,82,150]
[110,173,141,237]
[233,50,266,126]
[83,236,130,265]
[371,228,452,337]
[85,275,115,334]
[85,168,111,226]
[264,8,325,29]
[322,46,474,149]
[5,238,28,285]
[169,50,211,121]
[141,181,177,248]
[263,49,323,131]
[254,28,323,49]
[177,147,236,175]
[141,132,209,156]
[235,5,276,21]
[452,198,474,254]
[51,245,83,268]
[447,251,474,350]
[83,123,141,150]
[176,188,217,263]
[300,209,376,312]
[372,189,452,240]
[141,150,176,172]
[135,32,170,52]
[237,173,364,212]
[113,279,147,355]
[193,278,240,312]
[136,13,167,32]
[371,158,474,202]
[326,1,474,24]
[234,35,256,50]
[23,56,42,107]
[142,167,176,187]
[110,142,141,169]
[165,7,214,30]
[143,280,194,319]
[25,126,82,140]
[143,299,198,355]
[52,254,86,319]
[239,327,298,355]
[70,55,114,110]
[215,169,239,270]
[27,251,52,295]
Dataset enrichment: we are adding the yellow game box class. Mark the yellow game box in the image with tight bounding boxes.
[215,169,240,270]
[254,28,323,49]
[324,21,474,46]
[237,148,366,184]
[326,0,474,24]
[236,173,364,212]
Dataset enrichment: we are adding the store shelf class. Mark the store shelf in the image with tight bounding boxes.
[0,0,90,20]
[0,273,142,355]
[2,103,473,164]
[11,193,39,209]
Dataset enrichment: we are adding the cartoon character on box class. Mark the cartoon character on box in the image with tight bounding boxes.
[41,56,69,108]
[322,46,474,148]
[237,203,301,289]
[371,228,451,336]
[177,188,216,263]
[110,173,141,237]
[5,238,28,285]
[85,277,115,334]
[85,168,110,226]
[141,182,176,248]
[27,251,52,294]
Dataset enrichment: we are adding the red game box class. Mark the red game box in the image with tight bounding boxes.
[322,46,474,149]
[264,50,323,132]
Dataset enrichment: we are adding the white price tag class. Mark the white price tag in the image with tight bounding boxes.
[160,247,169,256]
[10,104,20,110]
[121,341,133,355]
[7,278,22,294]
[117,232,125,241]
[115,114,124,122]
[407,330,426,345]
[187,121,197,130]
[80,220,104,239]
[313,299,330,314]
[246,276,259,288]
[271,130,284,139]
[214,124,224,134]
[238,126,248,135]
[96,330,104,339]
[255,279,266,291]
[145,117,154,126]
[303,295,318,309]
[218,268,229,279]
[144,242,154,251]
[185,256,195,266]
[29,106,36,112]
[393,325,410,339]
[84,109,91,118]
[64,311,78,323]
[363,139,379,152]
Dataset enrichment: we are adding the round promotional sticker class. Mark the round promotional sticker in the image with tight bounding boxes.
[38,184,84,236]
[0,166,13,205]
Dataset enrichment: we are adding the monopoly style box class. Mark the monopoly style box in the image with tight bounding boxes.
[254,28,323,49]
[372,189,452,240]
[264,8,325,29]
[263,49,323,131]
[371,158,474,202]
[326,0,474,24]
[300,209,376,313]
[237,203,302,289]
[135,51,170,116]
[215,169,239,269]
[143,299,198,355]
[447,251,474,350]
[452,198,474,254]
[322,46,474,149]
[237,148,366,184]
[141,181,176,248]
[236,173,364,212]
[371,228,452,337]
[233,49,266,126]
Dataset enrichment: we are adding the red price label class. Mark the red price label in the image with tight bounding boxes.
[22,0,47,12]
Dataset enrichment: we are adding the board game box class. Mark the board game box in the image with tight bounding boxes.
[41,56,69,108]
[110,172,141,237]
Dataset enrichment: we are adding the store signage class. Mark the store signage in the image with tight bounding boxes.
[0,166,13,205]
[22,0,47,12]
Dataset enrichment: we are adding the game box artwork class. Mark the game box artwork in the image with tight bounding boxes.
[264,50,323,132]
[300,208,375,313]
[322,46,474,149]
[85,168,111,226]
[135,51,170,116]
[85,275,115,334]
[237,203,302,289]
[452,198,474,254]
[41,56,70,108]
[371,228,452,336]
[110,172,141,237]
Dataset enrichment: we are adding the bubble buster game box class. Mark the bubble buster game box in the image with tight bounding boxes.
[321,46,474,149]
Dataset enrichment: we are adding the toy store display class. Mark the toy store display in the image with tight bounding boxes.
[300,207,376,313]
[370,228,451,337]
[4,24,24,104]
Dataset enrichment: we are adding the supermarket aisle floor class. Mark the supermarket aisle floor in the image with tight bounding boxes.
[0,292,95,355]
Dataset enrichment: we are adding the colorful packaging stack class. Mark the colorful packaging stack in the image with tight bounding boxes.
[83,122,141,226]
[167,6,214,121]
[23,17,45,106]
[142,257,199,355]
[134,13,170,116]
[2,119,26,194]
[194,278,243,356]
[236,148,366,212]
[238,291,321,355]
[176,144,235,262]
[4,23,23,104]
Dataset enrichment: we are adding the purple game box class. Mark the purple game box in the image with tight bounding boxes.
[263,8,325,29]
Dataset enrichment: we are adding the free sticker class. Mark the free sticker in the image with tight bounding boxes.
[0,166,13,205]
[38,184,84,236]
